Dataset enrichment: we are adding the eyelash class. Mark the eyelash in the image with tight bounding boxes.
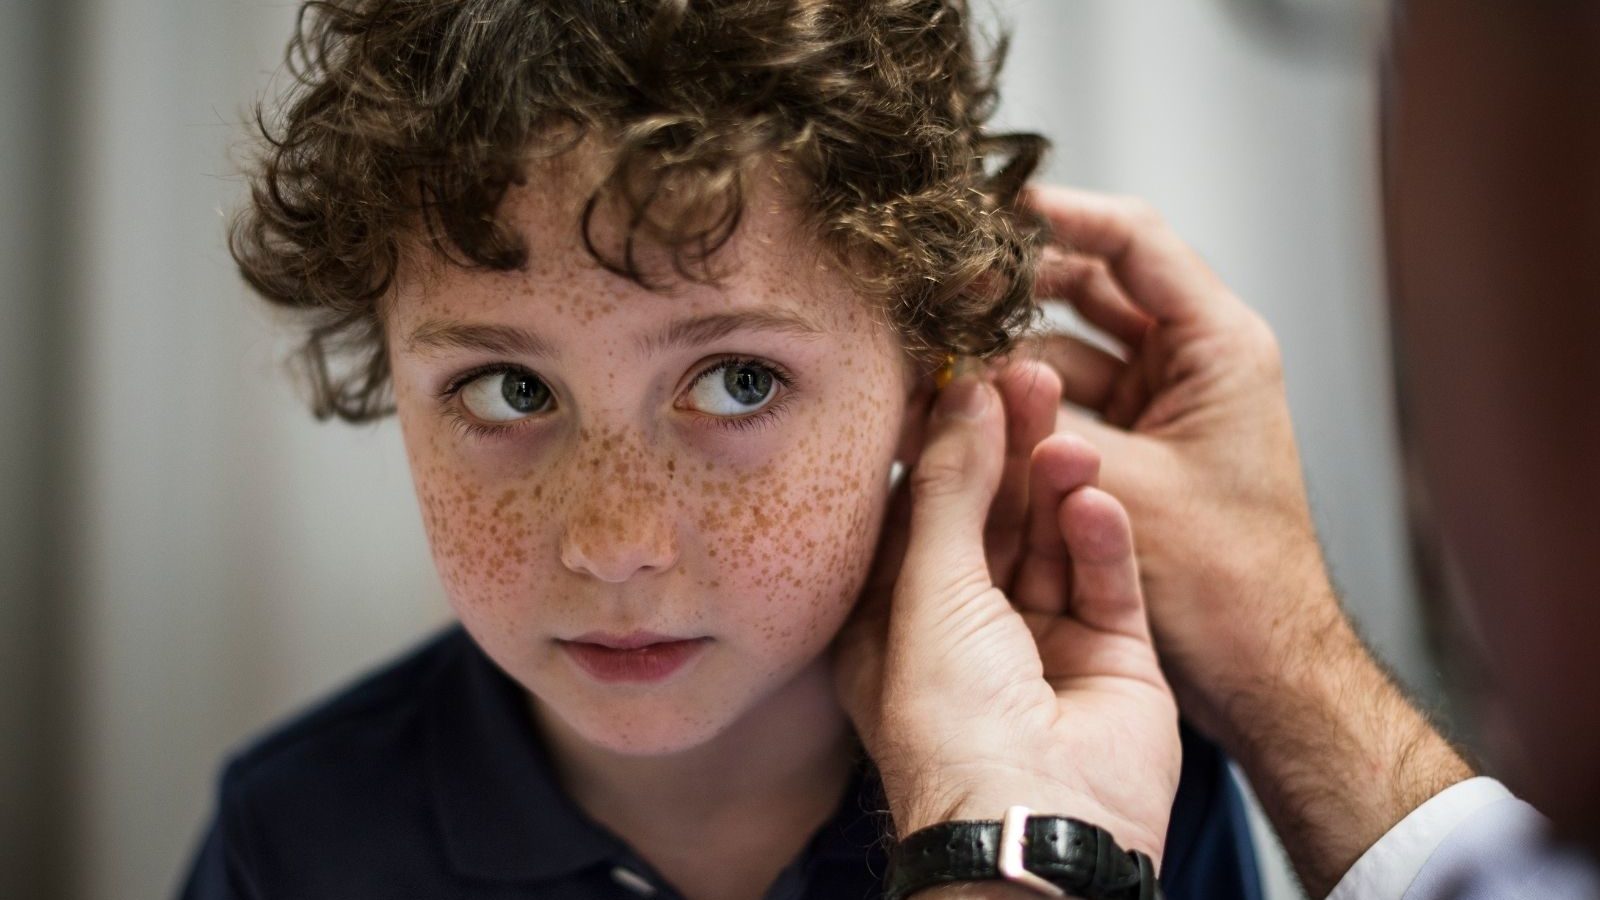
[437,363,542,441]
[435,357,797,440]
[442,408,511,441]
[684,356,797,432]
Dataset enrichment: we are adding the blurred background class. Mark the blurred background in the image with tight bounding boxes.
[0,1,1424,897]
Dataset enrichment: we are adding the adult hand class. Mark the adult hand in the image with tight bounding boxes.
[832,361,1180,870]
[1023,185,1471,895]
[1021,185,1327,739]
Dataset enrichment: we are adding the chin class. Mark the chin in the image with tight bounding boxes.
[553,692,736,757]
[584,726,719,757]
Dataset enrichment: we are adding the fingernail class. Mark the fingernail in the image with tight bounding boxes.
[936,374,990,419]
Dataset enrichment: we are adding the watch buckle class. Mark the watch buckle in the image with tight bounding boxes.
[999,805,1067,897]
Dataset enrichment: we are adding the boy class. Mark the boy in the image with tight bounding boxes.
[180,2,1262,897]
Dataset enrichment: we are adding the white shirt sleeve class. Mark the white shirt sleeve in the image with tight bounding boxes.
[1326,777,1513,900]
[1327,776,1600,900]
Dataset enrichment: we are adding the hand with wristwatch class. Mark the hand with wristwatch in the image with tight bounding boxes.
[832,352,1177,900]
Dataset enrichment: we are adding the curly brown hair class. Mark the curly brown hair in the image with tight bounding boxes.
[233,0,1049,421]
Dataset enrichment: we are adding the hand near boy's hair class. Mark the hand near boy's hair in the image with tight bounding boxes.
[1023,185,1329,746]
[831,360,1180,867]
[1027,187,1470,895]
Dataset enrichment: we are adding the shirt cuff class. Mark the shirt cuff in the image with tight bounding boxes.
[1326,776,1512,900]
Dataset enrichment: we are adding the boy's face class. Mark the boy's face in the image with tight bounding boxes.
[387,167,918,755]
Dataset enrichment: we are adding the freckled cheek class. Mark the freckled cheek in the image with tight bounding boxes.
[405,435,565,624]
[698,397,901,652]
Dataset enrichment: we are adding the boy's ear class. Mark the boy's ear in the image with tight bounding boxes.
[893,376,938,470]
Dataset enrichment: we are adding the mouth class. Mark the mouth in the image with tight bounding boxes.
[557,632,712,684]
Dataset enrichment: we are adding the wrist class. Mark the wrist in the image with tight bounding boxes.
[888,809,1160,900]
[1159,543,1343,743]
[889,787,1164,871]
[1218,603,1472,895]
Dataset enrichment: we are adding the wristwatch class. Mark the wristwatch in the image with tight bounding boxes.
[885,806,1162,900]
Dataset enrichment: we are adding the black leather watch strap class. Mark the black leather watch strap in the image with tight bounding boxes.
[886,815,1161,900]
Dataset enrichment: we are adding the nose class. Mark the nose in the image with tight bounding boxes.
[558,483,679,583]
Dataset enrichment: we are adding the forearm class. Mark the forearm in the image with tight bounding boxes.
[1222,592,1473,897]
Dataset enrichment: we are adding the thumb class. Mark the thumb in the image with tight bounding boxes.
[1055,404,1163,514]
[896,372,1008,621]
[1059,486,1152,641]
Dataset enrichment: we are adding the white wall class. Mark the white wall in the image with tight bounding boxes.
[995,0,1422,693]
[64,2,448,898]
[7,2,1417,898]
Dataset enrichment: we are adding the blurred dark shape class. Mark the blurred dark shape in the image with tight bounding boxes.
[1216,0,1375,64]
[1385,0,1600,852]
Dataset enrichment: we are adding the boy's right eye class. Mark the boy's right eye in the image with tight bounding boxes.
[457,368,554,423]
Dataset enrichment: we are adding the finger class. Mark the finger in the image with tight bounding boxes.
[1059,486,1151,641]
[897,373,1008,623]
[1055,404,1171,525]
[1024,332,1124,413]
[1025,185,1242,328]
[1035,249,1153,347]
[987,360,1063,588]
[1012,433,1101,615]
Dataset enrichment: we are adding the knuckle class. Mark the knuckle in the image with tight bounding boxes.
[1117,195,1164,230]
[1243,314,1285,376]
[908,453,971,504]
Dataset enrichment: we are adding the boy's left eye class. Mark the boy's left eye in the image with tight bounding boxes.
[458,369,554,423]
[683,361,781,417]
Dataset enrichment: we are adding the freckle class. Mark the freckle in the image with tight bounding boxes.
[495,488,519,513]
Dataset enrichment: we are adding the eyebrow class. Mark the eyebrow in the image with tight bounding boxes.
[405,310,827,359]
[406,321,557,358]
[635,310,826,355]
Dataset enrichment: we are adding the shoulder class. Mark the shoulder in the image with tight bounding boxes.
[186,626,481,897]
[216,624,469,809]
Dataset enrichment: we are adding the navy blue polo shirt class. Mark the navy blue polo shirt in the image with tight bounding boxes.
[177,626,1262,899]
